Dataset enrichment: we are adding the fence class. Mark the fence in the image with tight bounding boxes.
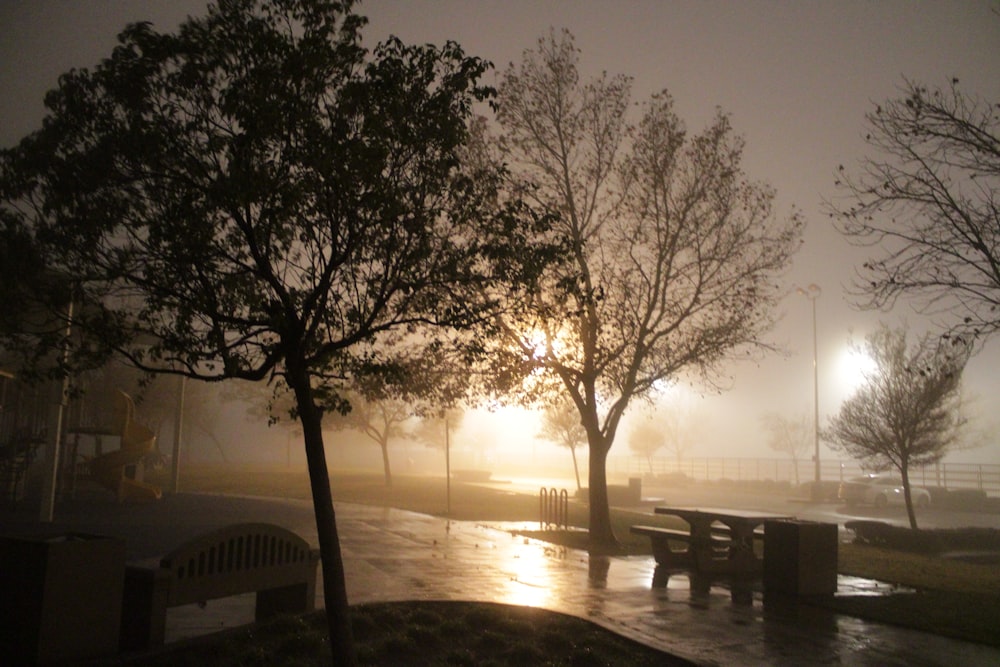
[608,456,1000,495]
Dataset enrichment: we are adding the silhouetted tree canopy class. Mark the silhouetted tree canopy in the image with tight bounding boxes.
[0,1,556,663]
[829,79,1000,345]
[825,324,970,529]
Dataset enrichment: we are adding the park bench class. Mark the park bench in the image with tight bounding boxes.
[634,507,790,583]
[120,522,320,650]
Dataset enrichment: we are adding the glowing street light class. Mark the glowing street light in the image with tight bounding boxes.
[797,284,822,501]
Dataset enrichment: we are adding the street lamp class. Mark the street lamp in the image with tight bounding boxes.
[797,284,822,501]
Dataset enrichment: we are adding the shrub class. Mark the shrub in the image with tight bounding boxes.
[846,520,1000,553]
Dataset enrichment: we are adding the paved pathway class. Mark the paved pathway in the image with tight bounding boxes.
[3,492,999,665]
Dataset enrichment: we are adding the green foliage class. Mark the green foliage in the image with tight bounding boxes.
[0,2,561,664]
[627,417,664,460]
[537,398,587,451]
[1,0,549,389]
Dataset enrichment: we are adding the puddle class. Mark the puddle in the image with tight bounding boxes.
[834,574,915,597]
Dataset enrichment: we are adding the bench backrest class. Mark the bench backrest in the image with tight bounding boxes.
[158,522,317,606]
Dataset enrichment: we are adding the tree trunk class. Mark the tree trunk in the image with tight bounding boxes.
[289,369,356,666]
[901,464,919,530]
[587,441,618,552]
[380,440,392,487]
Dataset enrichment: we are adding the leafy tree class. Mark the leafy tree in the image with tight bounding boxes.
[413,406,465,451]
[537,398,587,490]
[627,415,664,475]
[826,325,970,529]
[760,411,811,485]
[490,30,802,549]
[650,394,702,470]
[0,2,550,662]
[326,390,412,486]
[829,79,1000,344]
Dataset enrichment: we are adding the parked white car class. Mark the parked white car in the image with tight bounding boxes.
[838,474,931,508]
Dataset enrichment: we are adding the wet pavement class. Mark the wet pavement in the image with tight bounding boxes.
[3,492,999,665]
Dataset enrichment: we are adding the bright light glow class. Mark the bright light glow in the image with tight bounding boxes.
[498,537,559,608]
[524,326,570,361]
[525,328,547,359]
[837,346,876,396]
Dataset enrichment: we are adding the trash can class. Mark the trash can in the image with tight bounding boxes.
[628,477,642,504]
[0,532,126,664]
[763,520,838,596]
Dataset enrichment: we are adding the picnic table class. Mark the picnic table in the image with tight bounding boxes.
[635,507,792,578]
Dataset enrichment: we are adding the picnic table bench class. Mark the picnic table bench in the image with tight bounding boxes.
[629,525,728,570]
[633,507,791,586]
[120,522,320,650]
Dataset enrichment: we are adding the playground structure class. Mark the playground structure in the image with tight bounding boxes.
[74,390,162,502]
[0,371,47,508]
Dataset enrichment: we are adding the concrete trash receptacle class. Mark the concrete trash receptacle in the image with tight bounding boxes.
[763,520,838,596]
[0,532,126,664]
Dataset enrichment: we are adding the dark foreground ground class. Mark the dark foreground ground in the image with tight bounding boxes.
[108,600,692,667]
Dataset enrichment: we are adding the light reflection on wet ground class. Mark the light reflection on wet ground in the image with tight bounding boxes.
[328,504,1000,665]
[4,493,998,665]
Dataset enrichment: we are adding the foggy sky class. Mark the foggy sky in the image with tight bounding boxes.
[1,1,998,463]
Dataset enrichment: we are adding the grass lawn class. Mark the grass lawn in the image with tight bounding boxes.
[144,465,1000,657]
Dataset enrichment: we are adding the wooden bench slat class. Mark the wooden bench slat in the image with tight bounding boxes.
[159,523,318,606]
[710,526,765,539]
[630,524,730,545]
[630,525,692,540]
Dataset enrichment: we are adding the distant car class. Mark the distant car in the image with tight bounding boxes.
[838,474,931,509]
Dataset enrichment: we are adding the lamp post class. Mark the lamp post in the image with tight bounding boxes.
[797,284,822,501]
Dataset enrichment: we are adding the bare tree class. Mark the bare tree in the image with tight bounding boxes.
[537,398,587,490]
[828,79,1000,344]
[656,395,702,470]
[826,324,970,529]
[490,30,802,549]
[760,412,811,485]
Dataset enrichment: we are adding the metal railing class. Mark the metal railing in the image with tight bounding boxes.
[608,456,1000,495]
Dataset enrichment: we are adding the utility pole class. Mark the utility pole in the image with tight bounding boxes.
[797,284,822,502]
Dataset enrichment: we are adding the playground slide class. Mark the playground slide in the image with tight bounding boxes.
[87,391,162,502]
